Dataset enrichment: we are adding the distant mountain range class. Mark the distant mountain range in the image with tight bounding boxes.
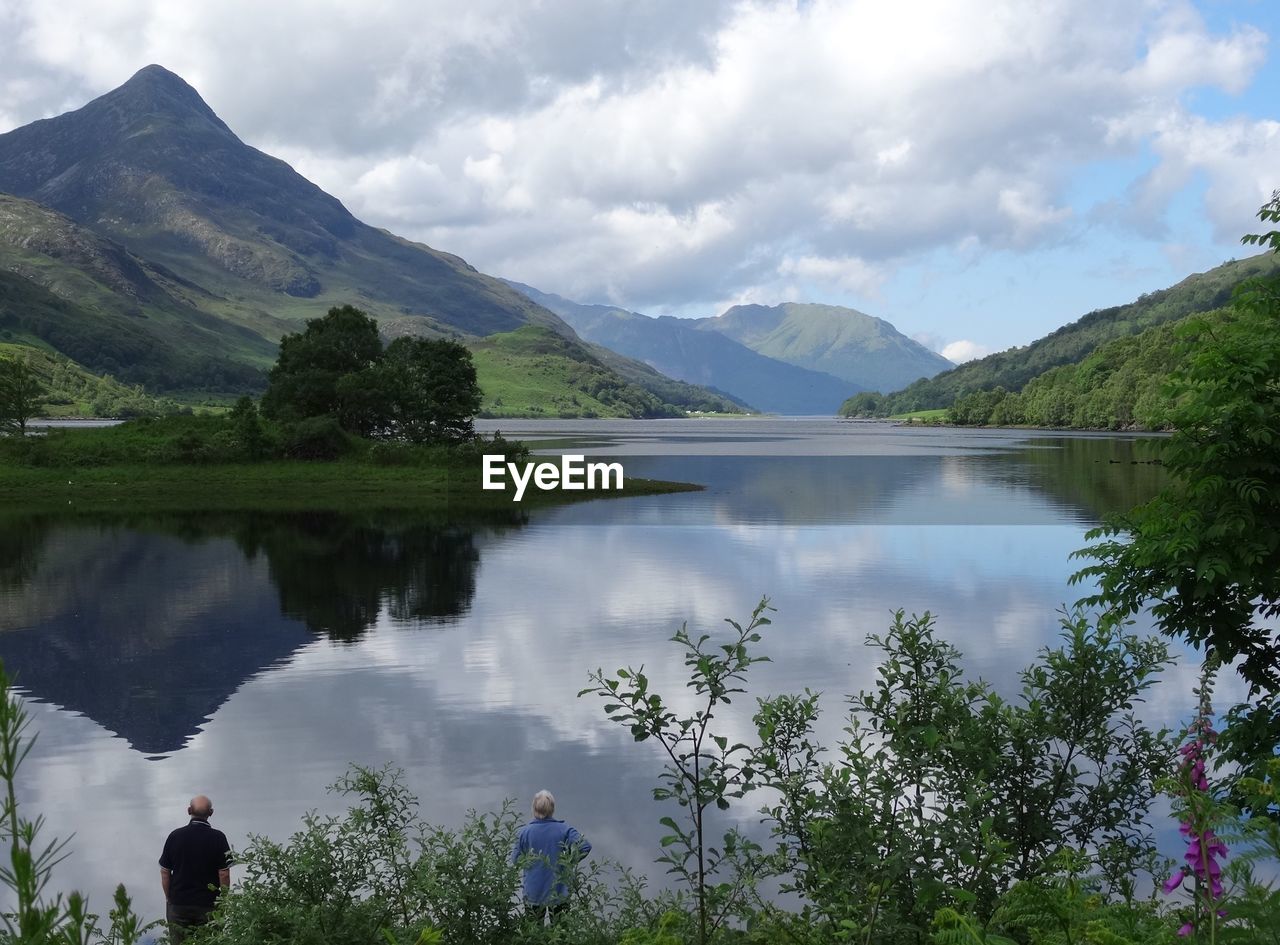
[510,284,952,413]
[507,283,855,414]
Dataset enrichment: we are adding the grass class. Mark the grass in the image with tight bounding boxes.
[0,413,702,512]
[1,342,181,418]
[470,326,677,418]
[889,408,948,421]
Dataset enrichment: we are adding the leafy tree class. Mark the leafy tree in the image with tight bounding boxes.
[0,355,45,435]
[264,307,483,443]
[334,364,398,439]
[262,306,382,423]
[580,598,774,945]
[841,391,886,418]
[1074,194,1280,694]
[752,611,1173,944]
[227,395,272,460]
[378,337,482,443]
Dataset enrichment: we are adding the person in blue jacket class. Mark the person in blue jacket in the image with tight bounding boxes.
[512,789,592,921]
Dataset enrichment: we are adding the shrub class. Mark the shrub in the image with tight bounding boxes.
[280,416,353,461]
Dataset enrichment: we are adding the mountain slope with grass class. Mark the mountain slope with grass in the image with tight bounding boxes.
[0,342,180,417]
[0,195,274,390]
[844,251,1280,416]
[694,301,952,393]
[469,326,742,418]
[508,282,853,414]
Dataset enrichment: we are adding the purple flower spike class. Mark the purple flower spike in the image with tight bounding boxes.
[1167,665,1229,937]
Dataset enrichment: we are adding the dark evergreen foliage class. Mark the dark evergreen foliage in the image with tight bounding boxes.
[263,305,483,443]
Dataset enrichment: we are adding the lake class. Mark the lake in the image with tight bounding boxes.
[0,419,1224,916]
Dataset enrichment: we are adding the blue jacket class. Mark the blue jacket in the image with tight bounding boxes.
[511,817,591,905]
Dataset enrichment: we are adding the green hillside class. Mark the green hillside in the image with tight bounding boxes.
[0,196,274,390]
[0,342,181,418]
[470,326,742,418]
[946,314,1204,428]
[844,251,1280,416]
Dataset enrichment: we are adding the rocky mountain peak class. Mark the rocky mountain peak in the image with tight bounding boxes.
[102,64,233,135]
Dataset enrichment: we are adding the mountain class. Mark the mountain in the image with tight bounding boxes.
[0,65,567,340]
[0,193,273,389]
[507,282,855,414]
[0,65,745,413]
[0,509,501,754]
[693,302,953,393]
[847,251,1280,416]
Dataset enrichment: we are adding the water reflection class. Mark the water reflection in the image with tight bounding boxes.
[233,513,493,641]
[539,437,1166,528]
[0,423,1209,916]
[0,510,526,754]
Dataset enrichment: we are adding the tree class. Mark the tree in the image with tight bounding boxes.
[1074,193,1280,795]
[580,598,774,945]
[1074,193,1280,693]
[261,306,382,423]
[0,355,45,435]
[263,307,483,444]
[752,611,1172,943]
[379,337,482,443]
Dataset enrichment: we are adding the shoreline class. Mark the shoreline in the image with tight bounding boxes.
[0,462,701,512]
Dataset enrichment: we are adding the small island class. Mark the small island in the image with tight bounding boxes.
[0,305,698,512]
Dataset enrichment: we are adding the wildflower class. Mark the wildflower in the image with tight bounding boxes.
[1163,659,1228,938]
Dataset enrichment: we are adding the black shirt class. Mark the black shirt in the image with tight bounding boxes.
[159,818,231,908]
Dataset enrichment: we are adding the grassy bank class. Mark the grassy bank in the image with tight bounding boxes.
[0,461,698,512]
[0,414,701,511]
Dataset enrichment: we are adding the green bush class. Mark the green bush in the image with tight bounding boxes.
[278,416,354,461]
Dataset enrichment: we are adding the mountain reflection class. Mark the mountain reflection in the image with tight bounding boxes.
[555,437,1165,528]
[0,509,524,755]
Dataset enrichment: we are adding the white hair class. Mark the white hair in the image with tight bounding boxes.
[532,790,555,818]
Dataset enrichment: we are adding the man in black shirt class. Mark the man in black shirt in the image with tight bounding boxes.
[158,795,231,943]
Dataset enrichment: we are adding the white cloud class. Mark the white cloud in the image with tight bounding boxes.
[777,254,885,296]
[0,0,1274,324]
[941,340,992,363]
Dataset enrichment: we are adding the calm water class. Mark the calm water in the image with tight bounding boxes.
[0,420,1226,915]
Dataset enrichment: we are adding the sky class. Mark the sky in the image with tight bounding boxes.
[1,0,1278,361]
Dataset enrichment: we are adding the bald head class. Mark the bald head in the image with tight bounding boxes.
[188,795,213,819]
